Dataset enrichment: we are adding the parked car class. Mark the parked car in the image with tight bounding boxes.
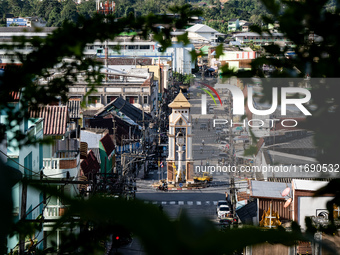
[216,200,228,213]
[217,205,231,218]
[193,172,213,183]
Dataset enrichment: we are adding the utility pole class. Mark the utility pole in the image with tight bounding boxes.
[228,89,236,219]
[201,57,204,80]
[19,180,27,255]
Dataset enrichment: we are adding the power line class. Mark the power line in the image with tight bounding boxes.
[0,149,40,176]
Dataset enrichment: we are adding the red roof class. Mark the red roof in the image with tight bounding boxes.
[30,105,69,135]
[100,133,115,157]
[80,150,100,175]
[10,91,20,101]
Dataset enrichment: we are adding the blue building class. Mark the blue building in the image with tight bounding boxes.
[1,92,45,252]
[6,17,29,27]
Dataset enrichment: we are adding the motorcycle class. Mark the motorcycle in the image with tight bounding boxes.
[157,184,168,191]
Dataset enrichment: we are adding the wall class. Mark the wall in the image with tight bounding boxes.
[220,50,256,61]
[99,142,113,173]
[7,118,44,252]
[80,130,104,148]
[250,243,289,255]
[166,44,195,74]
[0,134,7,163]
[188,32,217,42]
[297,196,333,230]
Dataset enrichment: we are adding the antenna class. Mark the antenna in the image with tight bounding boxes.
[284,198,292,208]
[281,187,290,197]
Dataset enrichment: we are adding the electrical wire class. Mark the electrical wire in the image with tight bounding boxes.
[0,149,41,176]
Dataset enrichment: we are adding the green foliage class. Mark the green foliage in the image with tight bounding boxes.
[77,0,96,20]
[11,182,314,255]
[60,0,78,23]
[203,0,270,32]
[1,1,340,254]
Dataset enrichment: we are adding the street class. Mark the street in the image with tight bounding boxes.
[115,79,246,255]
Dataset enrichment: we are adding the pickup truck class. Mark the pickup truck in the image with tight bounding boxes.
[193,173,213,182]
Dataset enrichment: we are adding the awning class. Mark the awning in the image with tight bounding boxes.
[200,45,210,55]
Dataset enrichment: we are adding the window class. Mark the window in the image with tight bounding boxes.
[88,96,100,105]
[125,96,138,104]
[24,152,32,179]
[39,144,43,170]
[140,45,150,49]
[128,45,138,49]
[143,96,148,104]
[107,96,117,103]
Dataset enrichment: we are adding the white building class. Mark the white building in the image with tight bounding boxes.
[0,27,195,75]
[185,24,224,43]
[216,47,256,71]
[292,179,332,230]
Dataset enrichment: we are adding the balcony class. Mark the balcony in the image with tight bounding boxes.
[43,153,80,178]
[44,205,68,219]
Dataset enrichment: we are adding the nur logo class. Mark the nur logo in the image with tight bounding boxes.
[201,84,312,116]
[198,82,223,115]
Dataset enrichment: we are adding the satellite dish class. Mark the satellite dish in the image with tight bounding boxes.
[281,187,290,197]
[284,198,292,208]
[318,211,328,219]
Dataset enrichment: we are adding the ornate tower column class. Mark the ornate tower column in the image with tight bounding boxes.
[166,91,194,184]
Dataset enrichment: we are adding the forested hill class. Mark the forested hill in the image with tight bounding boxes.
[0,0,269,32]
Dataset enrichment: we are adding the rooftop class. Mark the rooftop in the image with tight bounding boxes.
[80,150,100,175]
[186,24,219,33]
[67,98,81,119]
[29,105,69,135]
[100,133,115,157]
[251,180,292,199]
[168,91,191,108]
[233,32,284,37]
[95,97,152,125]
[293,179,328,191]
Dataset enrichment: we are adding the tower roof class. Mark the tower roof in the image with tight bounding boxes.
[168,91,191,108]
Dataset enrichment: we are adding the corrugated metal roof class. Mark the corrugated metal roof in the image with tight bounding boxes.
[88,148,101,164]
[89,114,141,145]
[95,97,152,125]
[293,179,328,191]
[251,180,292,199]
[80,150,100,175]
[186,24,219,33]
[67,98,81,119]
[236,200,257,224]
[100,133,115,157]
[233,32,284,37]
[30,105,69,135]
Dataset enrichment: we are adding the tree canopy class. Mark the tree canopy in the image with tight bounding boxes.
[1,0,340,254]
